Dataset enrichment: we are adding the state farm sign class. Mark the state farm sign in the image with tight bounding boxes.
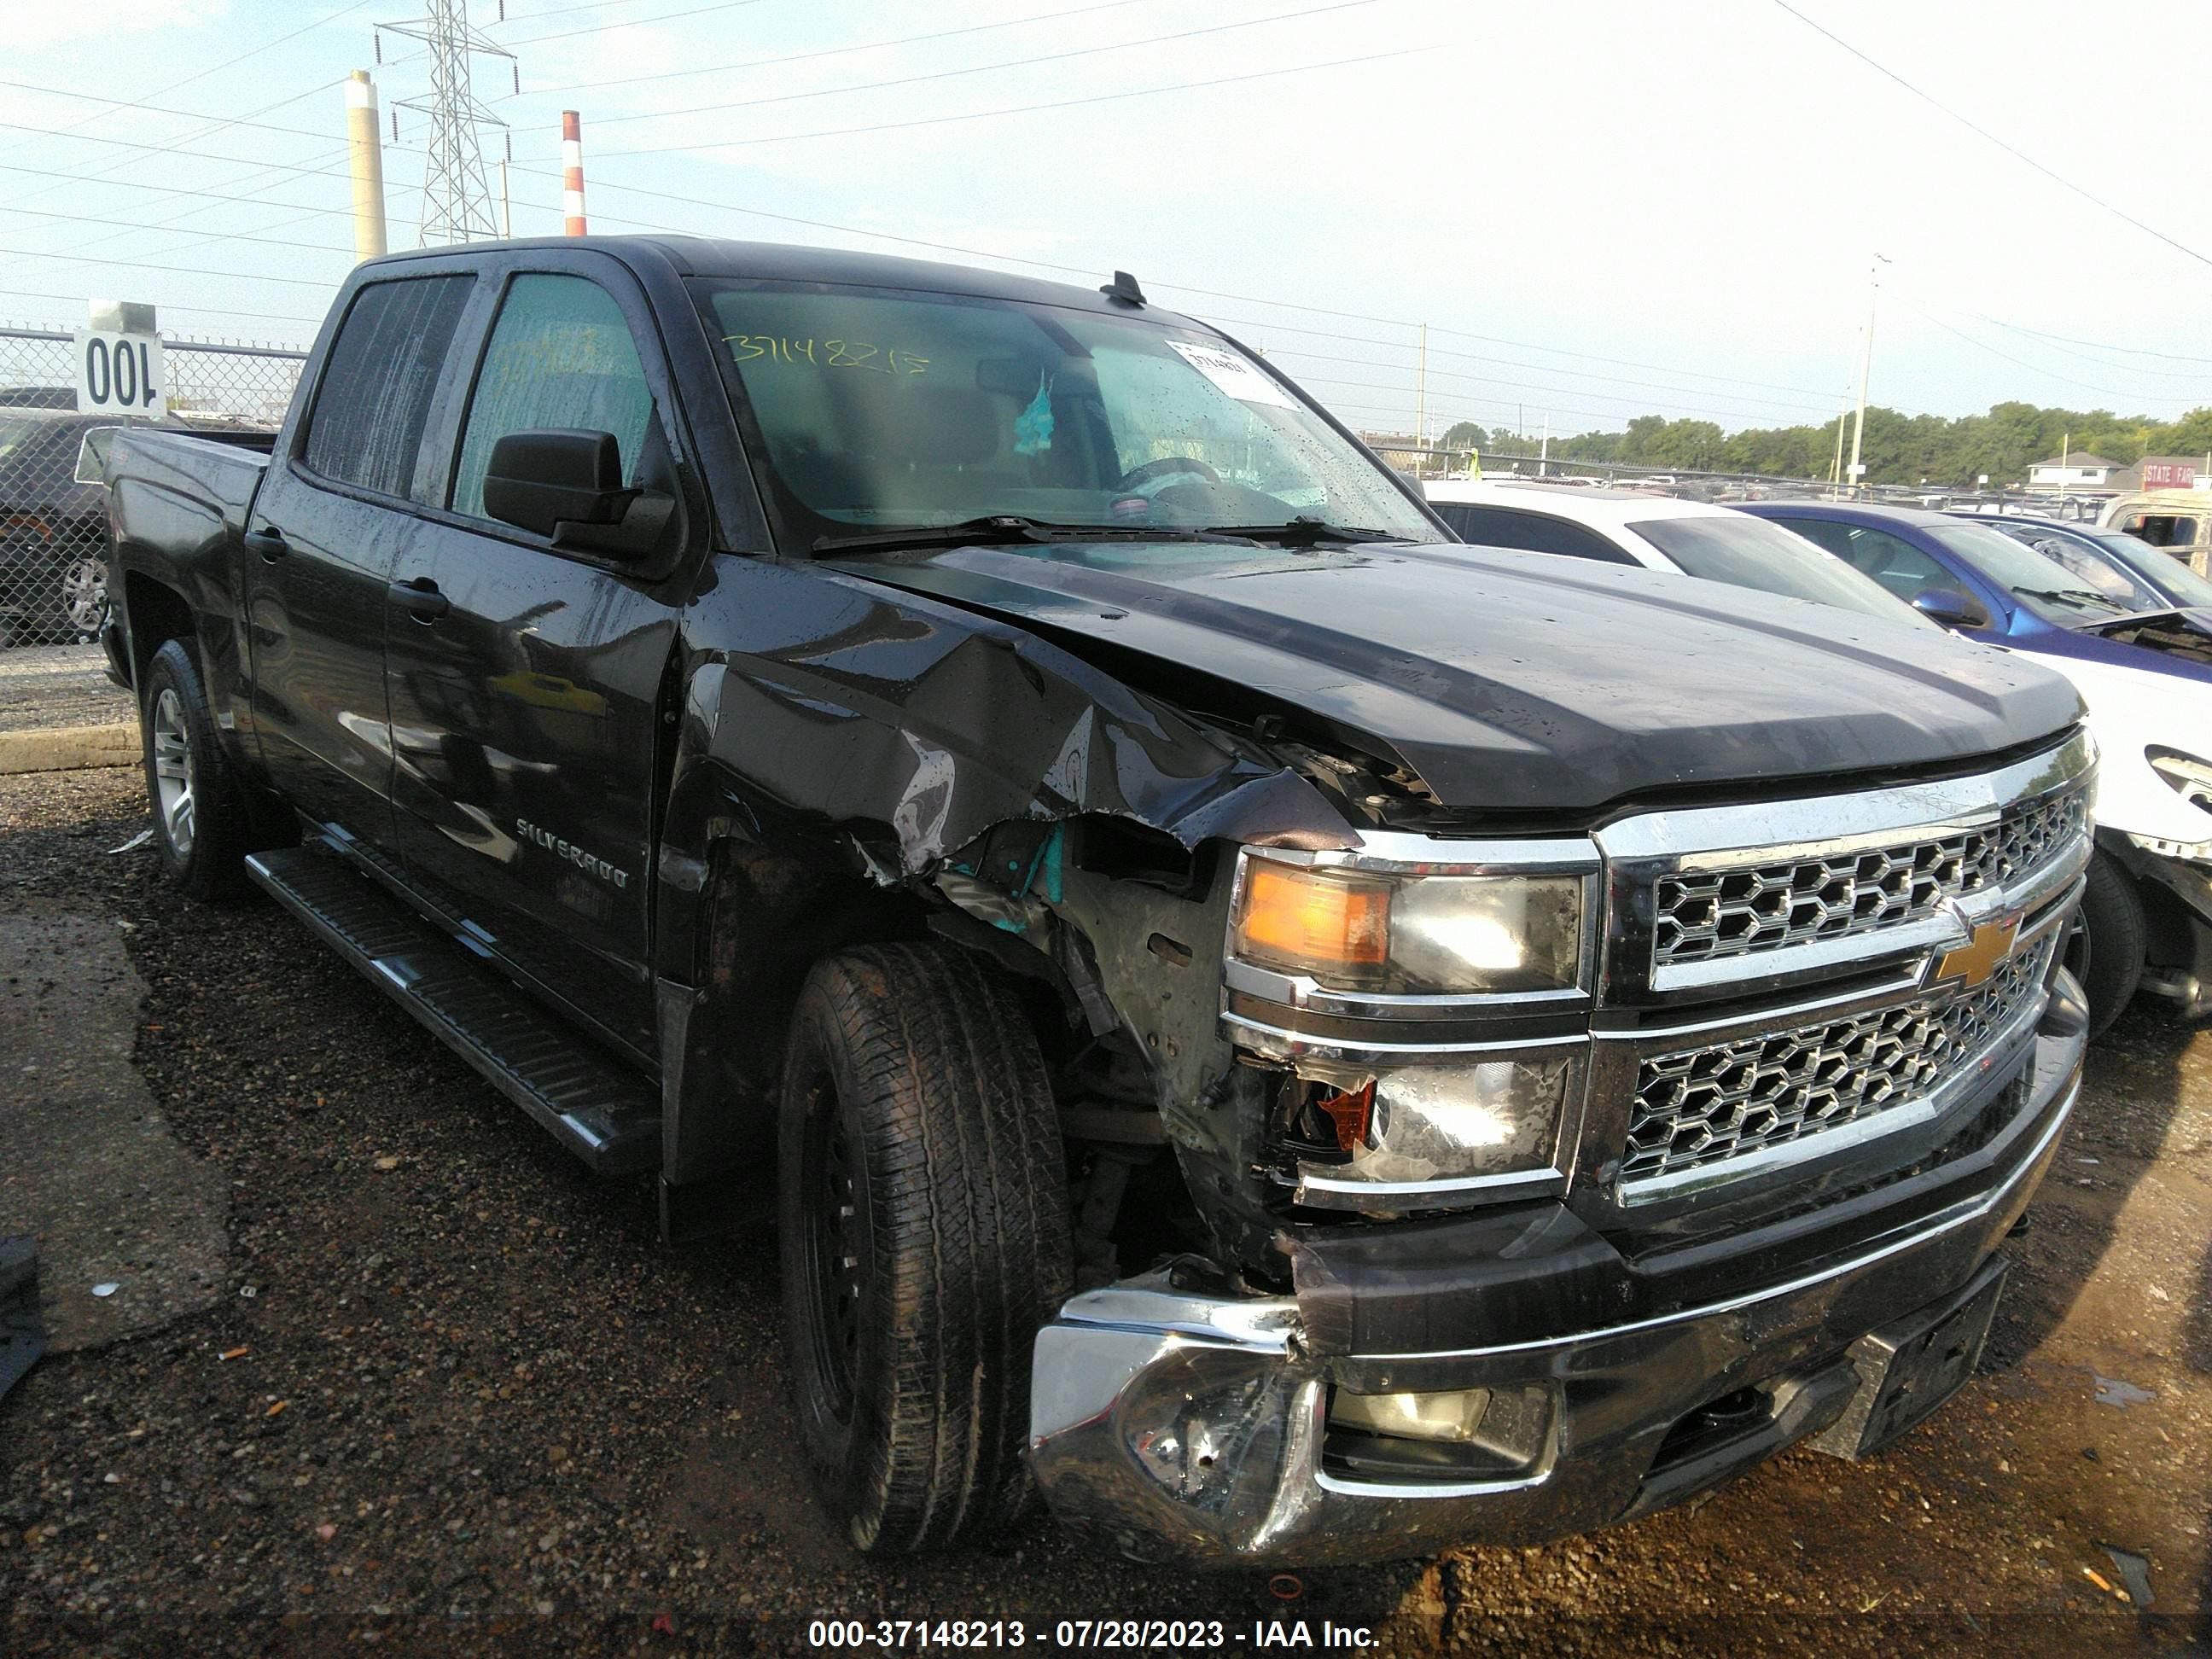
[2143,459,2197,489]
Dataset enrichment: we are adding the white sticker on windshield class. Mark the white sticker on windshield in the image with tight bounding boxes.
[1168,339,1295,409]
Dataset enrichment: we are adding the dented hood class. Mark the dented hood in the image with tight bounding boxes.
[829,539,2083,815]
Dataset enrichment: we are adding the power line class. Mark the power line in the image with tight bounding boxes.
[1199,310,1875,407]
[1976,315,2212,370]
[501,167,1837,434]
[1767,0,2212,271]
[498,0,768,46]
[0,289,325,329]
[0,247,341,288]
[582,0,1386,129]
[517,0,1152,98]
[1904,303,2203,408]
[138,0,379,103]
[492,0,645,20]
[1257,343,1839,422]
[0,206,352,258]
[0,81,351,149]
[508,161,1871,422]
[0,162,407,230]
[0,121,417,183]
[580,45,1421,159]
[1284,367,1819,430]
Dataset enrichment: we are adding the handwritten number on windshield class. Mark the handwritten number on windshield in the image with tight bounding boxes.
[723,333,928,375]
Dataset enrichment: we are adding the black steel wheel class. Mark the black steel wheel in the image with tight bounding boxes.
[797,1071,871,1426]
[777,941,1072,1557]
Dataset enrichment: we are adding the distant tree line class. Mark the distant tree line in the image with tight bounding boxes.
[1436,403,2212,486]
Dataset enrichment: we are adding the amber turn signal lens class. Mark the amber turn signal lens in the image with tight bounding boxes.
[1236,862,1389,976]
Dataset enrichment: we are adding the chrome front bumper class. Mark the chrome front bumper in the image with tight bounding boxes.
[1027,1009,2084,1569]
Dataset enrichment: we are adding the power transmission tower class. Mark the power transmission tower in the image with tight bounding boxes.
[381,0,510,246]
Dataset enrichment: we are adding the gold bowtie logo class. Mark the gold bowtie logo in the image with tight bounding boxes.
[1931,912,2022,991]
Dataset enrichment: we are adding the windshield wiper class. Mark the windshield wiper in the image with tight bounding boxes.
[1206,515,1395,546]
[2011,585,2125,612]
[812,515,1253,555]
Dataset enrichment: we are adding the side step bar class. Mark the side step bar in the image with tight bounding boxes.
[245,847,661,1177]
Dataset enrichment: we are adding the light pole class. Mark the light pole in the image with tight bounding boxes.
[1846,253,1889,498]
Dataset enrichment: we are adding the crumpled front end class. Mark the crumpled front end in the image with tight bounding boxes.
[1030,1024,2080,1568]
[1029,731,2096,1567]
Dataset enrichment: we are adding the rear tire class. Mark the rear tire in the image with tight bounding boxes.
[2065,849,2145,1039]
[777,941,1072,1556]
[141,637,251,901]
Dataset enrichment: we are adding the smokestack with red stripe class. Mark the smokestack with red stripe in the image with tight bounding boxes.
[562,110,587,236]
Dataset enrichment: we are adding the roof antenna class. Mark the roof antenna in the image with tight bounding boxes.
[1099,270,1146,307]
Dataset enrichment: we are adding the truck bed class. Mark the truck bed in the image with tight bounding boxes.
[107,428,270,545]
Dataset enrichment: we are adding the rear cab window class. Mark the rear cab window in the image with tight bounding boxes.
[300,275,474,501]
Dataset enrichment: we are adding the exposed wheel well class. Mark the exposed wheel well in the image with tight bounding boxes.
[122,573,195,692]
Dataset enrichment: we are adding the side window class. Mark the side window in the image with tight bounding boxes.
[1443,504,1633,563]
[451,273,655,524]
[302,276,474,499]
[1843,527,1950,601]
[1769,515,1852,558]
[1775,519,1947,598]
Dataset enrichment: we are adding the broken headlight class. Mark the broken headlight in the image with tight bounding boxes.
[1231,857,1585,994]
[1284,1053,1579,1202]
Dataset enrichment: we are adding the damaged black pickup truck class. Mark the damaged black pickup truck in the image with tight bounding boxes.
[102,237,2096,1567]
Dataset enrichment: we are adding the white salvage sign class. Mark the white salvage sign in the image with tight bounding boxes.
[73,329,166,414]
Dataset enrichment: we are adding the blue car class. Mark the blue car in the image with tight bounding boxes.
[1738,499,2212,683]
[1743,498,2212,1032]
[1954,510,2212,617]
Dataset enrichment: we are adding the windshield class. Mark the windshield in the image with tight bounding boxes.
[694,280,1441,547]
[1926,523,2129,625]
[1986,521,2168,611]
[1627,512,1928,626]
[2081,526,2212,608]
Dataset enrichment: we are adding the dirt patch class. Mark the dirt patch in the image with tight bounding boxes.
[0,766,2206,1655]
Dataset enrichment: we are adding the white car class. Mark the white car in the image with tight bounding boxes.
[1423,480,1916,622]
[1422,480,2200,1032]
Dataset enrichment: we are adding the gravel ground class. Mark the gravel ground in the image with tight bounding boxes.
[2,765,2207,1656]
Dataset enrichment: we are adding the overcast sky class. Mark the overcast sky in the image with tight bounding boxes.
[3,0,2209,440]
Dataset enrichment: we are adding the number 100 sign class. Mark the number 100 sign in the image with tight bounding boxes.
[73,330,166,413]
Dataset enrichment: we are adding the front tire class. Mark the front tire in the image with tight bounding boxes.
[777,941,1072,1556]
[2065,849,2145,1039]
[142,637,251,900]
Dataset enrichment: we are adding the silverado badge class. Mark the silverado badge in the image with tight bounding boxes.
[1930,908,2021,992]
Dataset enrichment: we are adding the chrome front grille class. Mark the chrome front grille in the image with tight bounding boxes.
[1623,934,2058,1185]
[1651,789,2087,969]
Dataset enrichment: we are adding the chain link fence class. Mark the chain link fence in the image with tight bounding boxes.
[0,326,306,649]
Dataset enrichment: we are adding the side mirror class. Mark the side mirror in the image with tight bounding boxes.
[1912,585,1991,630]
[482,428,671,556]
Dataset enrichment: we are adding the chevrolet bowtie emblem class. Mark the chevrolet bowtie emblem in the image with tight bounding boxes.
[1930,911,2022,991]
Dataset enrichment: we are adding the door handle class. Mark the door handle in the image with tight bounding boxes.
[388,576,451,621]
[243,526,288,562]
